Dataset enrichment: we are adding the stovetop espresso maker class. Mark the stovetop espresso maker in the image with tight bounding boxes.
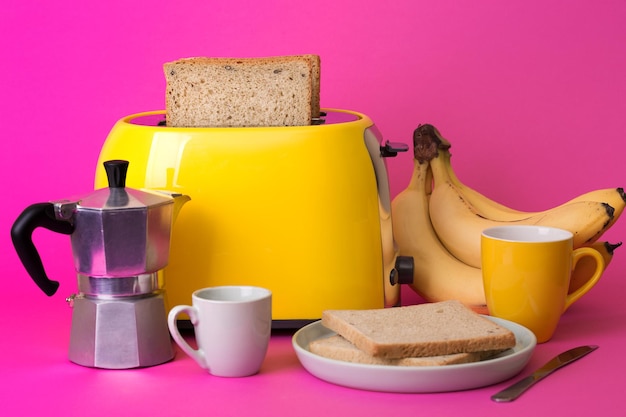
[11,160,189,369]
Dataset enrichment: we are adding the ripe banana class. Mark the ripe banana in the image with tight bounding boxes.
[569,241,622,293]
[443,148,626,224]
[441,150,524,218]
[391,158,486,310]
[428,153,616,268]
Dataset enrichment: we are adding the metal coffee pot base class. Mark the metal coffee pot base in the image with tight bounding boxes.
[68,292,174,369]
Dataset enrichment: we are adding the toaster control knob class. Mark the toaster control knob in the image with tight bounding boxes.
[389,256,414,285]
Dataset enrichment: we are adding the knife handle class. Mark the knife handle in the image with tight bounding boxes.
[491,375,538,402]
[491,345,598,402]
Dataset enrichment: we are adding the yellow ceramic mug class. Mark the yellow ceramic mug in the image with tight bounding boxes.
[481,225,605,343]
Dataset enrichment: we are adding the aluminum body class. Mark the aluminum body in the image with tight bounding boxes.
[53,188,174,277]
[68,281,174,369]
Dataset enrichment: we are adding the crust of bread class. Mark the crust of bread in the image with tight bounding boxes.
[302,54,321,118]
[164,55,318,127]
[309,335,503,366]
[321,300,516,359]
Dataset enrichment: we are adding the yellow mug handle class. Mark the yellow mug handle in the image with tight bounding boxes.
[564,247,605,311]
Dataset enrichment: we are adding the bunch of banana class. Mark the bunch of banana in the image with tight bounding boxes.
[392,123,624,308]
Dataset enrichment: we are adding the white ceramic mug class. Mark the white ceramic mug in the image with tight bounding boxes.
[168,286,272,377]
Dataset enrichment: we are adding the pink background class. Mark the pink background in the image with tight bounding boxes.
[2,0,625,416]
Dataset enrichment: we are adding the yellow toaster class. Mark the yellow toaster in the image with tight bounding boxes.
[95,109,412,327]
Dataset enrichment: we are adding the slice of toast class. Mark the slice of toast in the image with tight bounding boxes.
[164,55,318,127]
[321,300,516,359]
[309,334,503,366]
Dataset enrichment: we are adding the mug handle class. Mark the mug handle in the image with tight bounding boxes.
[167,305,207,369]
[564,247,606,311]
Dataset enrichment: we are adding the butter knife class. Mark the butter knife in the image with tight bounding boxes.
[491,345,598,402]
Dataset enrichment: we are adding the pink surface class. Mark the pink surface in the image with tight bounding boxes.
[2,0,626,416]
[2,288,625,416]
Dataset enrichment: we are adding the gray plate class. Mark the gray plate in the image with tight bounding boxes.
[292,315,537,393]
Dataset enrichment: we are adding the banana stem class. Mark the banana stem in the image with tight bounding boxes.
[605,241,623,255]
[412,124,445,164]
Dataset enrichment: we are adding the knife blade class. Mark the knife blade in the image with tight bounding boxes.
[491,345,598,402]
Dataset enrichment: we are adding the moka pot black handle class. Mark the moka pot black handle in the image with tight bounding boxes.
[11,203,74,296]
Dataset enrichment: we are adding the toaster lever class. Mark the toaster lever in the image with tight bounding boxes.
[380,141,409,157]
